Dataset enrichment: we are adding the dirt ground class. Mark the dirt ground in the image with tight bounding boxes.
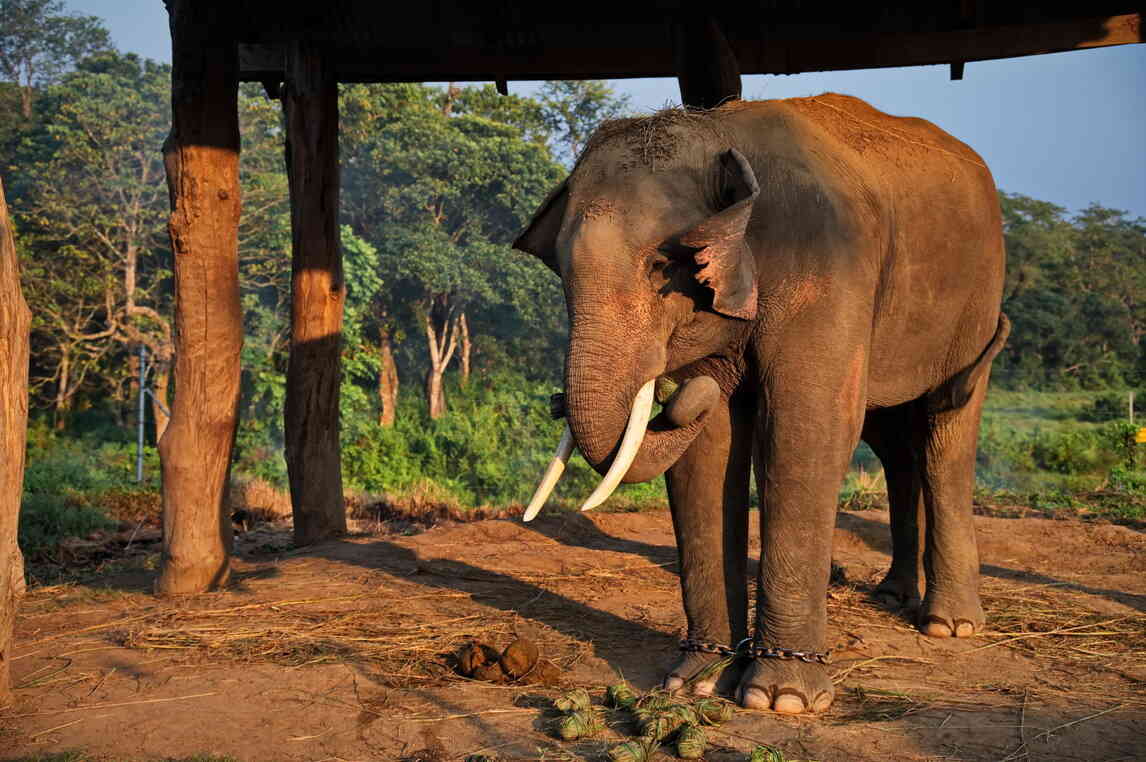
[3,507,1144,761]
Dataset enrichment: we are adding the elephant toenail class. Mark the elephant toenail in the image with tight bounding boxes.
[663,675,685,693]
[739,686,772,710]
[691,680,715,697]
[921,615,954,638]
[954,619,975,638]
[812,691,834,712]
[772,690,808,715]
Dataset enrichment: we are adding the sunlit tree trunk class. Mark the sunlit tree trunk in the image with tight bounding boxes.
[458,312,471,387]
[156,0,241,595]
[423,296,458,420]
[0,176,31,707]
[378,322,398,427]
[54,348,71,429]
[151,357,171,442]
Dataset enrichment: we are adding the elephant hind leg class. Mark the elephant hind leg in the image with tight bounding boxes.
[916,372,991,638]
[862,403,925,612]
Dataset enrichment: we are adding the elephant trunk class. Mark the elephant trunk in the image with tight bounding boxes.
[521,317,724,521]
[563,329,717,495]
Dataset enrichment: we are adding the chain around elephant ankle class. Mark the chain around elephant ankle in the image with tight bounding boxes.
[679,637,831,665]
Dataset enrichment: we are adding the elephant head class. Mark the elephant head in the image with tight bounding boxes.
[515,142,761,518]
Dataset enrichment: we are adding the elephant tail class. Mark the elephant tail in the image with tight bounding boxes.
[927,313,1011,414]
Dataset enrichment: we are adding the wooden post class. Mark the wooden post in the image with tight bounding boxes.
[156,0,242,595]
[283,41,347,545]
[0,176,30,706]
[673,15,742,109]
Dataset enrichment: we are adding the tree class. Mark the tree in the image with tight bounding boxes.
[537,80,631,166]
[996,192,1146,390]
[16,53,173,432]
[0,0,111,118]
[341,83,564,419]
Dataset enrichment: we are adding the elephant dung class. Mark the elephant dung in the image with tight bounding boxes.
[499,636,539,679]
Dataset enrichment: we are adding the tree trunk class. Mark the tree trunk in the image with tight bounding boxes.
[54,348,71,430]
[283,41,346,545]
[425,368,446,420]
[156,0,242,595]
[378,323,398,427]
[0,176,31,707]
[19,87,32,120]
[458,312,471,387]
[151,356,171,443]
[422,299,458,420]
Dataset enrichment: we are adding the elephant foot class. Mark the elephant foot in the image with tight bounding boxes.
[873,572,921,611]
[919,590,984,638]
[663,650,734,697]
[736,659,833,715]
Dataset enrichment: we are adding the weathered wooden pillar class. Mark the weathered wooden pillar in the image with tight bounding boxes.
[156,0,242,595]
[0,176,30,707]
[283,41,346,545]
[673,15,742,109]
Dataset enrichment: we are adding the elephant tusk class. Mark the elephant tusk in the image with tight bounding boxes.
[579,379,656,512]
[522,424,575,522]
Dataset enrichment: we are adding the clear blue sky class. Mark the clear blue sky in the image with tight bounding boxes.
[68,1,1146,218]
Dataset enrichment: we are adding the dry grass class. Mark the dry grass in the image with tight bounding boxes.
[822,571,1146,711]
[106,577,590,689]
[229,477,292,523]
[975,578,1146,705]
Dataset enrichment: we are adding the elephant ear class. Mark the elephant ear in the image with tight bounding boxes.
[513,180,569,275]
[680,149,760,320]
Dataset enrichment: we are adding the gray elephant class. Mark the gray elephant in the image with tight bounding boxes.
[515,94,1009,715]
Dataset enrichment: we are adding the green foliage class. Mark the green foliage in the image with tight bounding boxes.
[0,0,112,120]
[337,370,665,509]
[19,423,159,556]
[996,192,1146,391]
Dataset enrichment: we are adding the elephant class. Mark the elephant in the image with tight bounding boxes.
[514,93,1009,715]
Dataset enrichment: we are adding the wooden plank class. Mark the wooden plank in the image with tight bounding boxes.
[283,41,347,546]
[0,176,31,706]
[156,0,242,596]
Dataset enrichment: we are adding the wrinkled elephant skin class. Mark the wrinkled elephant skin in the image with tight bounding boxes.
[514,95,1009,714]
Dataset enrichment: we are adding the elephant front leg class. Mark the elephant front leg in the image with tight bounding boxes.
[739,373,863,715]
[663,396,752,697]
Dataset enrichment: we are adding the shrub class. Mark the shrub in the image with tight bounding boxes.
[19,493,116,558]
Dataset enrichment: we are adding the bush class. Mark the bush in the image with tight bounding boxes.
[19,493,116,558]
[1083,391,1143,422]
[20,425,158,557]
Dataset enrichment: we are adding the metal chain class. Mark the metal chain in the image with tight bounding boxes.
[679,637,831,665]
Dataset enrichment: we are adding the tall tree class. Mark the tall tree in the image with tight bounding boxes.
[16,53,172,432]
[0,0,111,118]
[341,83,563,419]
[537,80,631,166]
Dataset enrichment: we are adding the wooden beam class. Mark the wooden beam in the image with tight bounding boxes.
[283,41,347,546]
[235,13,1143,83]
[157,0,242,595]
[674,14,741,109]
[0,176,30,707]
